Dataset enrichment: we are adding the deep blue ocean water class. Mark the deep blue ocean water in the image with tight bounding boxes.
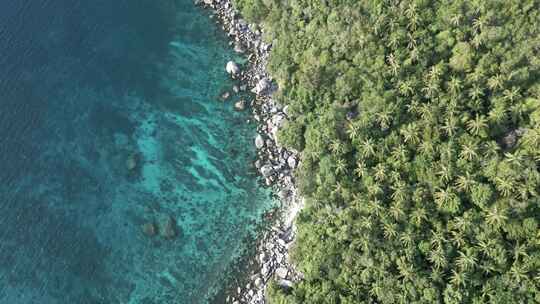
[0,1,274,303]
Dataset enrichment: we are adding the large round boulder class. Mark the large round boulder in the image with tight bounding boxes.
[226,61,240,75]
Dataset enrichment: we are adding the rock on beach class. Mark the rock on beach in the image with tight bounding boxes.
[197,0,303,302]
[252,78,270,94]
[255,134,265,149]
[226,61,240,75]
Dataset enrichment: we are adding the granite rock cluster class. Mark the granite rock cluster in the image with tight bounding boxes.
[196,0,304,303]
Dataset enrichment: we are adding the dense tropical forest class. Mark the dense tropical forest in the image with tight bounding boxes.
[234,0,540,302]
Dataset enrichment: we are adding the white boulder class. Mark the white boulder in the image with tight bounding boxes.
[226,61,240,75]
[255,134,265,149]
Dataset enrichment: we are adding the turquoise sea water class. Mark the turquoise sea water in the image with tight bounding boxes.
[0,1,274,303]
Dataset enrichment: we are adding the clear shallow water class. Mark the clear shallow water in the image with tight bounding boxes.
[0,1,274,303]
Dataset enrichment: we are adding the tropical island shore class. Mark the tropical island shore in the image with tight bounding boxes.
[203,0,540,304]
[197,0,304,303]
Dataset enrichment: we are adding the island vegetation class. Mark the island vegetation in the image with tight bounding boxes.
[234,0,540,303]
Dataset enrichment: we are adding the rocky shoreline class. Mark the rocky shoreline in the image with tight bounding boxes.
[195,0,303,303]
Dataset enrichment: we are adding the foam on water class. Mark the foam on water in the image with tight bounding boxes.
[0,0,274,303]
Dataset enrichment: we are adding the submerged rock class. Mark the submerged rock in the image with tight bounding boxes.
[160,215,178,239]
[142,222,157,237]
[226,61,240,75]
[126,153,138,171]
[234,100,246,111]
[220,91,231,101]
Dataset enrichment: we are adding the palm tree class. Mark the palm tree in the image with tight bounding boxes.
[335,158,347,175]
[449,269,467,287]
[374,163,386,182]
[367,182,383,198]
[391,144,408,162]
[376,111,392,130]
[390,182,407,203]
[503,87,521,103]
[487,103,506,124]
[387,34,400,49]
[361,138,376,158]
[476,235,495,258]
[480,283,494,301]
[431,229,447,248]
[522,128,540,148]
[472,32,484,48]
[450,14,461,26]
[472,17,485,33]
[466,115,488,136]
[484,205,508,228]
[451,230,466,248]
[330,140,344,155]
[405,2,417,19]
[396,257,415,281]
[347,123,360,141]
[504,152,523,167]
[437,165,453,183]
[455,172,476,192]
[422,81,440,99]
[428,248,447,269]
[419,103,435,122]
[483,140,500,158]
[389,202,405,220]
[428,65,443,81]
[383,222,398,240]
[512,243,529,260]
[487,74,504,91]
[448,76,462,95]
[405,99,420,115]
[398,80,414,97]
[305,149,321,161]
[494,177,514,197]
[387,53,400,76]
[419,139,435,156]
[401,123,420,144]
[468,85,484,100]
[399,230,414,247]
[409,46,419,63]
[509,262,528,285]
[456,250,477,271]
[442,115,458,136]
[460,141,478,161]
[407,32,417,50]
[410,207,427,227]
[354,161,367,178]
